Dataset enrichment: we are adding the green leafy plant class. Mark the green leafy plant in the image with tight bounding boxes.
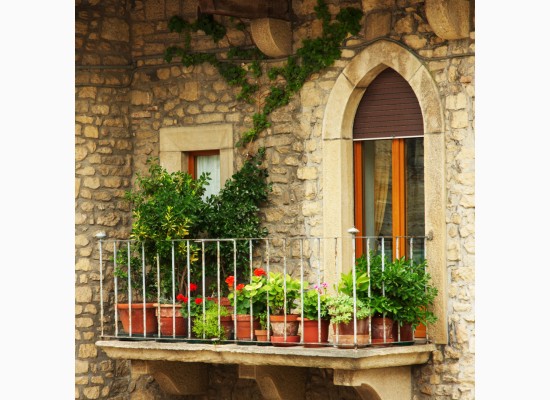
[325,293,371,325]
[203,148,271,283]
[263,271,302,315]
[337,270,370,300]
[355,253,438,327]
[191,298,230,340]
[117,148,270,300]
[114,159,208,301]
[300,283,330,321]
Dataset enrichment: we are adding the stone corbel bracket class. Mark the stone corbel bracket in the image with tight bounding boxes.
[239,365,307,400]
[425,0,471,39]
[250,18,292,58]
[131,360,209,396]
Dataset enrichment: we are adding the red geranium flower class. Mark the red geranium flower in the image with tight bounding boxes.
[225,276,235,287]
[253,268,266,277]
[176,294,188,303]
[195,298,203,305]
[189,283,198,292]
[236,283,245,291]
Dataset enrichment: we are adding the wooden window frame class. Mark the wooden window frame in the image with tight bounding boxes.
[187,150,220,179]
[353,138,409,258]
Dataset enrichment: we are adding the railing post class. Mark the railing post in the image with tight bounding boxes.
[347,228,359,348]
[95,232,107,338]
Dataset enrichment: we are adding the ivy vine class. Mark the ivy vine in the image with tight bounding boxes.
[164,0,363,147]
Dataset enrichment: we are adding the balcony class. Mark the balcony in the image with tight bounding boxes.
[95,233,437,400]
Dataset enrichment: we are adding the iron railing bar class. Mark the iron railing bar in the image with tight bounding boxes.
[114,241,119,337]
[97,234,105,337]
[348,228,358,348]
[127,241,132,337]
[249,239,254,340]
[171,243,176,338]
[232,240,237,339]
[141,243,147,338]
[283,238,287,341]
[156,252,161,338]
[299,239,304,345]
[316,238,322,344]
[265,238,270,341]
[381,237,386,344]
[186,240,191,339]
[217,241,221,339]
[201,241,206,339]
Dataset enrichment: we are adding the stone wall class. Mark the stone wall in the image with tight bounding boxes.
[76,0,134,398]
[75,0,475,399]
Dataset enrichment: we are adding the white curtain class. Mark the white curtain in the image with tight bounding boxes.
[373,141,391,237]
[197,155,220,198]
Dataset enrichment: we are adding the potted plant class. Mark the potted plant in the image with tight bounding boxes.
[156,283,198,337]
[191,297,232,342]
[254,310,270,343]
[326,292,371,348]
[263,271,302,346]
[226,268,268,341]
[357,253,401,345]
[382,257,438,342]
[113,249,158,336]
[299,282,330,347]
[115,158,209,335]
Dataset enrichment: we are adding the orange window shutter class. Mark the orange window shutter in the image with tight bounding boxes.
[392,139,406,258]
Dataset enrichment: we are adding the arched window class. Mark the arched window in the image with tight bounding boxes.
[353,68,424,258]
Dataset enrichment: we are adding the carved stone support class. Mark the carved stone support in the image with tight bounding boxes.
[131,360,208,396]
[333,366,412,400]
[238,365,306,400]
[425,0,470,39]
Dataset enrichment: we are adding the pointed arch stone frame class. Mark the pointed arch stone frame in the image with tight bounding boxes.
[321,40,448,344]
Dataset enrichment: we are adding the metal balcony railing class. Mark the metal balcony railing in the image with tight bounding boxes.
[96,231,432,348]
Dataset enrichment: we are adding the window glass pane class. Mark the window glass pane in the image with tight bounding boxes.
[362,140,392,238]
[196,154,220,198]
[405,138,424,238]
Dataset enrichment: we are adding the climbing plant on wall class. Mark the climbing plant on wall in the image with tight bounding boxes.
[164,0,363,146]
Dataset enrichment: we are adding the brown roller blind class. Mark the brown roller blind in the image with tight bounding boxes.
[353,68,423,140]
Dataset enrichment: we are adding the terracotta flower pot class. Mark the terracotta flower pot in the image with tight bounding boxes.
[415,322,427,339]
[233,314,261,341]
[269,314,300,336]
[299,318,329,347]
[117,303,158,335]
[392,321,413,342]
[155,303,187,337]
[332,316,370,336]
[332,316,370,348]
[255,329,269,342]
[270,334,300,347]
[220,315,234,340]
[269,314,300,347]
[371,316,394,345]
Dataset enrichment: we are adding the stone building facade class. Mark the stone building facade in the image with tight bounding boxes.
[75,0,475,399]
